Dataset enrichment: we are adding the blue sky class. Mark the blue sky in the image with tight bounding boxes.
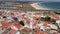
[0,0,60,2]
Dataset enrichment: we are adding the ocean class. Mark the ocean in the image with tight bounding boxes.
[38,2,60,10]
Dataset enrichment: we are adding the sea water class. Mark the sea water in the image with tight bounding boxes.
[38,2,60,10]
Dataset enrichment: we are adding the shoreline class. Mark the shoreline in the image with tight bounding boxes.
[30,3,52,10]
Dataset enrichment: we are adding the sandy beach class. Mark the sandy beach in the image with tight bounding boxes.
[30,3,52,10]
